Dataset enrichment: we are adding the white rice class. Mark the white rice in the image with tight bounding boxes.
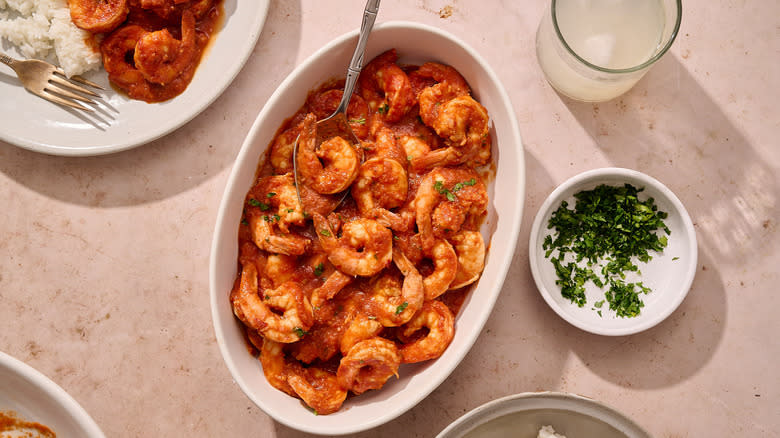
[0,0,102,76]
[538,425,567,438]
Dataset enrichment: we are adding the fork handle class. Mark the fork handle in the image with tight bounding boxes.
[0,52,16,68]
[335,0,380,115]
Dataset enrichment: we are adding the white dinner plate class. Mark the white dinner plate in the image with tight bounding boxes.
[0,350,106,438]
[0,0,270,156]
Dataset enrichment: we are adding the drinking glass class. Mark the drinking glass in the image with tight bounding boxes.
[536,0,682,102]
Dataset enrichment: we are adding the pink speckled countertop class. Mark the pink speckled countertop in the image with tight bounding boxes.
[1,1,777,437]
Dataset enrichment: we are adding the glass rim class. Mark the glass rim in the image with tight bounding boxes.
[551,0,683,74]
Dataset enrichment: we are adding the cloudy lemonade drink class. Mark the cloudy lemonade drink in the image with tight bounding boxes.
[536,0,678,102]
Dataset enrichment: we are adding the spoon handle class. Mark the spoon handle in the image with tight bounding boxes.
[336,0,380,115]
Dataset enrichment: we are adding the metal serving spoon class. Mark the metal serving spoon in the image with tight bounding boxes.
[293,0,380,203]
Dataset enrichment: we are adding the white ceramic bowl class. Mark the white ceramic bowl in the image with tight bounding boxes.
[210,21,525,435]
[0,351,106,438]
[436,391,652,438]
[529,168,697,336]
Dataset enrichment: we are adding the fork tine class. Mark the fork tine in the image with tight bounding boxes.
[45,81,96,103]
[48,74,100,97]
[35,89,93,112]
[53,67,104,90]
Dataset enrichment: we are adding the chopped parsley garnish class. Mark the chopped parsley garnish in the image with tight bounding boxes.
[350,117,367,125]
[319,229,332,237]
[434,180,457,202]
[266,192,276,198]
[313,263,324,277]
[377,103,389,114]
[248,198,271,211]
[241,219,249,226]
[395,302,409,315]
[542,183,670,318]
[293,327,308,338]
[434,178,478,202]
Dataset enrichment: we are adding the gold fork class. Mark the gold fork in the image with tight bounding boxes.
[0,51,103,112]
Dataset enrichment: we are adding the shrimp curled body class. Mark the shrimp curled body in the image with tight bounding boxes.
[337,337,401,395]
[231,262,314,344]
[398,300,455,363]
[297,113,360,195]
[313,214,393,277]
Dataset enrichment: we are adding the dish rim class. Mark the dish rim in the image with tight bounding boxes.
[0,350,107,438]
[209,20,525,435]
[528,167,697,336]
[435,390,653,438]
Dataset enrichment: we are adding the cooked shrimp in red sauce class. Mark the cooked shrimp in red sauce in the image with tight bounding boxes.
[69,0,224,102]
[228,49,493,414]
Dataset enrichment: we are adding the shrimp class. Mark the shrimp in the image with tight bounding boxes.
[312,213,393,277]
[308,89,370,140]
[231,261,314,343]
[101,25,154,98]
[296,113,360,195]
[264,254,297,288]
[269,123,302,175]
[409,62,471,98]
[413,167,488,252]
[358,49,415,123]
[340,313,383,354]
[414,94,490,170]
[398,135,431,164]
[398,300,455,363]
[68,0,129,33]
[133,9,196,85]
[364,126,408,165]
[258,337,296,396]
[367,252,424,326]
[449,231,486,289]
[351,158,410,230]
[287,364,348,415]
[337,337,401,395]
[310,269,353,309]
[421,239,458,300]
[245,173,309,255]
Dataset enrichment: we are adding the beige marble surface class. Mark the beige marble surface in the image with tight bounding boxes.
[1,0,778,436]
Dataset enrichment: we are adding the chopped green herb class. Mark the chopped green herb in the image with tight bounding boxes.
[314,263,324,277]
[266,192,276,198]
[407,155,413,161]
[672,256,679,261]
[543,184,670,318]
[434,180,457,202]
[350,117,367,125]
[452,178,477,192]
[319,229,332,237]
[395,302,409,315]
[273,214,281,222]
[241,219,249,226]
[367,315,377,320]
[248,198,261,207]
[377,103,389,114]
[293,327,308,338]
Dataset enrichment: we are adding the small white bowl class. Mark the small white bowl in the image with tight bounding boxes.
[436,391,651,438]
[210,21,525,434]
[0,351,106,438]
[528,168,697,336]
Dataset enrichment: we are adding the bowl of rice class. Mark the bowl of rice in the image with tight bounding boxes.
[436,392,651,438]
